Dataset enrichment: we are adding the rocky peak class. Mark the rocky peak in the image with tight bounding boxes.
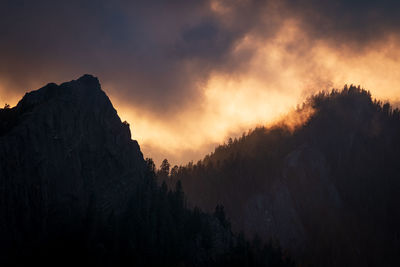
[18,75,106,114]
[0,75,146,238]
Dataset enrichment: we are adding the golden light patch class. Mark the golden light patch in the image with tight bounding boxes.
[2,21,400,167]
[113,23,400,166]
[0,83,20,108]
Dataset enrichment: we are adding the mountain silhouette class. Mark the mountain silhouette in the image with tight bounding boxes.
[165,86,400,267]
[0,75,292,267]
[0,74,145,223]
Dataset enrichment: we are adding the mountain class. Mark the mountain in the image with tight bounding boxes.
[165,86,400,267]
[0,74,145,227]
[0,75,292,266]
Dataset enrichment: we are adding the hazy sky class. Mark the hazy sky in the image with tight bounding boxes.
[1,0,400,166]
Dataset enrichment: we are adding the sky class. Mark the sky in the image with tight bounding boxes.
[1,0,400,166]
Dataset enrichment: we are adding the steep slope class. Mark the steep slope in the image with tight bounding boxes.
[0,75,144,218]
[0,75,147,262]
[166,86,400,266]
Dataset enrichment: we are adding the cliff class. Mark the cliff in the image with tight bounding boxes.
[0,75,146,258]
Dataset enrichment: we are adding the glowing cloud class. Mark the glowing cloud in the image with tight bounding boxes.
[113,22,400,166]
[1,0,400,166]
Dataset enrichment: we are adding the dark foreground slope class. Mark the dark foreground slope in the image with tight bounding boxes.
[166,86,400,267]
[0,75,292,266]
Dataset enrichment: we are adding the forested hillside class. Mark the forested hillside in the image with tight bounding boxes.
[162,86,400,266]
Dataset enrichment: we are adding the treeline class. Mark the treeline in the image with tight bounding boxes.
[159,86,400,266]
[0,103,19,136]
[0,156,293,267]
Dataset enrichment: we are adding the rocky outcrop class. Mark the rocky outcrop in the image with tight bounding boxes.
[0,75,146,250]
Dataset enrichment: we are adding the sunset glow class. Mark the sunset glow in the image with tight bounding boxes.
[111,25,400,165]
[1,1,400,166]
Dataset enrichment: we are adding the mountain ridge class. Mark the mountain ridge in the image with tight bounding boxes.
[164,86,400,266]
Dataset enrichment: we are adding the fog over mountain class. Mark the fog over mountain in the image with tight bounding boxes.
[1,1,400,266]
[1,73,400,267]
[163,86,400,266]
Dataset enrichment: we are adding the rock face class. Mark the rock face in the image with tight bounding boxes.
[0,75,146,251]
[243,146,353,265]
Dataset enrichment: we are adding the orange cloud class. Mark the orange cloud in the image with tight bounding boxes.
[1,17,400,167]
[111,22,400,166]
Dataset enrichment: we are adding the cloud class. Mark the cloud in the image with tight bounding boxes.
[0,0,281,112]
[2,0,398,107]
[1,0,400,165]
[286,0,400,47]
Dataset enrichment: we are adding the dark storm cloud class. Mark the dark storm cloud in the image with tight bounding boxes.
[0,0,251,113]
[178,21,231,60]
[286,0,400,47]
[0,0,399,114]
